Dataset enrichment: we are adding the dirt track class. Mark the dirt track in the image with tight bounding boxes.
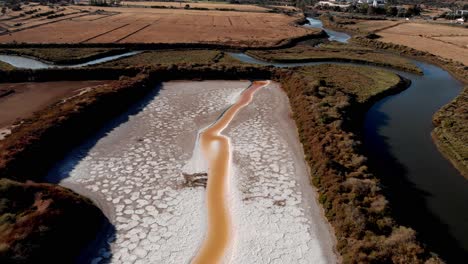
[343,20,468,65]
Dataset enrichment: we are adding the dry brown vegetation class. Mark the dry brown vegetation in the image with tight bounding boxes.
[120,1,270,12]
[0,62,14,71]
[0,178,105,263]
[246,43,422,73]
[276,65,440,263]
[0,5,317,48]
[433,88,468,179]
[321,15,468,65]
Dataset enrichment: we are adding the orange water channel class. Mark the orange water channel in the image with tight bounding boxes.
[192,80,270,264]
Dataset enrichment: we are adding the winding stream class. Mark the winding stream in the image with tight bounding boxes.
[192,81,269,263]
[0,51,141,69]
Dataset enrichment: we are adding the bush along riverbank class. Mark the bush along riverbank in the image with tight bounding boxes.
[0,64,442,263]
[275,65,441,263]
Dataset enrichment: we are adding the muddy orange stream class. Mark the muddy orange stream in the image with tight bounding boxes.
[192,81,269,264]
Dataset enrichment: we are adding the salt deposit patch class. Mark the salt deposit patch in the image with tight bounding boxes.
[48,81,249,263]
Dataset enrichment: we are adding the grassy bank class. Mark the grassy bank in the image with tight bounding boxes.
[98,50,250,68]
[432,88,468,179]
[0,178,107,263]
[246,43,422,74]
[277,65,439,263]
[0,48,125,65]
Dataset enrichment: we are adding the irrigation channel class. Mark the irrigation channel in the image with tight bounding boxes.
[0,51,141,69]
[0,17,466,262]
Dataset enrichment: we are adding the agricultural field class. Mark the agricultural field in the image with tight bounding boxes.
[0,4,91,33]
[120,1,270,12]
[0,5,317,47]
[341,20,468,65]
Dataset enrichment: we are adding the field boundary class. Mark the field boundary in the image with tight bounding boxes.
[81,24,131,43]
[115,24,152,43]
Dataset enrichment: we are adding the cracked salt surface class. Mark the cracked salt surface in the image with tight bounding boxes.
[48,81,336,263]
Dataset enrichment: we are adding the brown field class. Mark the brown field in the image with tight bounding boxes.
[381,22,468,36]
[342,20,468,65]
[120,1,270,12]
[378,33,468,65]
[0,81,112,128]
[0,5,90,32]
[0,6,316,47]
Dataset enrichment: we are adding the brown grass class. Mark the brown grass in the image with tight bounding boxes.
[0,6,317,47]
[276,65,440,263]
[433,88,468,178]
[325,15,468,66]
[98,50,251,67]
[120,1,270,12]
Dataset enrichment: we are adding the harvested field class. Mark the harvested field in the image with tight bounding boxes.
[246,43,421,73]
[0,5,91,32]
[378,33,468,65]
[380,22,468,36]
[0,81,112,129]
[433,88,468,178]
[336,19,468,65]
[0,6,318,47]
[120,1,270,12]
